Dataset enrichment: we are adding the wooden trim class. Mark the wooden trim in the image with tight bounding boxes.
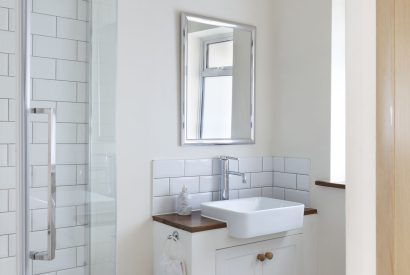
[315,180,346,189]
[304,208,318,216]
[153,208,318,233]
[376,0,396,273]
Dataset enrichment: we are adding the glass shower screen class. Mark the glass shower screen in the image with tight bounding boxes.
[23,0,117,275]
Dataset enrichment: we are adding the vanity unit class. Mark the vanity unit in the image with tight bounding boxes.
[153,209,318,275]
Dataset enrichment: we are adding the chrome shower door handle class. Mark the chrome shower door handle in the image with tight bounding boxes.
[29,108,56,261]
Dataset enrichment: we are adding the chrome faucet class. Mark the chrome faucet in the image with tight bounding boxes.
[219,156,247,200]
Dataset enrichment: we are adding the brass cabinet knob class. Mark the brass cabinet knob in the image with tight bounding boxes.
[265,252,273,260]
[256,253,266,261]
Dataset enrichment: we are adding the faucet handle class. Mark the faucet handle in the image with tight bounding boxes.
[220,156,238,161]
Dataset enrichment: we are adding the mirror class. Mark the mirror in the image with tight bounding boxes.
[181,13,256,145]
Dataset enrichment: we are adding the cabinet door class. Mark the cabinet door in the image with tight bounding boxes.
[215,234,302,275]
[261,235,302,275]
[216,241,264,275]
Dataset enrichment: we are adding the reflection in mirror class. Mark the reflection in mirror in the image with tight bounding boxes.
[181,13,256,145]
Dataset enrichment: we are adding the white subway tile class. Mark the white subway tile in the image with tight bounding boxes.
[32,206,77,231]
[273,172,297,189]
[262,187,273,198]
[57,144,87,165]
[229,172,251,190]
[184,159,212,176]
[76,205,86,225]
[33,247,76,274]
[0,189,8,212]
[238,188,261,199]
[33,0,77,19]
[33,35,77,60]
[284,157,310,174]
[0,7,7,30]
[57,226,86,248]
[77,41,87,61]
[57,102,87,123]
[58,165,77,186]
[190,192,212,210]
[29,187,47,209]
[7,54,14,76]
[273,157,285,172]
[0,30,14,53]
[152,159,184,178]
[32,166,48,187]
[0,0,14,8]
[76,83,87,102]
[285,189,310,206]
[0,122,15,143]
[76,246,85,266]
[7,9,14,31]
[0,144,7,166]
[33,79,77,102]
[29,144,48,165]
[57,123,77,143]
[0,99,8,120]
[0,53,8,75]
[199,175,220,192]
[0,76,15,98]
[229,190,239,200]
[8,234,15,256]
[76,124,88,143]
[272,187,285,200]
[297,174,310,191]
[238,157,262,173]
[56,60,87,82]
[152,178,169,197]
[31,57,55,79]
[57,17,86,41]
[0,235,8,258]
[31,13,56,36]
[251,172,273,187]
[77,0,88,21]
[76,165,87,185]
[0,212,15,234]
[152,196,176,215]
[8,189,14,211]
[212,158,221,174]
[8,99,15,121]
[56,185,86,207]
[262,156,273,171]
[0,257,16,275]
[0,167,16,189]
[170,177,199,195]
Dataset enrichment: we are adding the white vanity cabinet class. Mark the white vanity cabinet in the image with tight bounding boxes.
[153,214,316,275]
[216,234,302,275]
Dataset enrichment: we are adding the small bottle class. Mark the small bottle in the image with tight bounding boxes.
[177,185,192,215]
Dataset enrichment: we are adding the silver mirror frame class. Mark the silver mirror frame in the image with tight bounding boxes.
[180,12,256,146]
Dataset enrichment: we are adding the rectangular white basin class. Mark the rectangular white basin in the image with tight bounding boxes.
[201,197,304,238]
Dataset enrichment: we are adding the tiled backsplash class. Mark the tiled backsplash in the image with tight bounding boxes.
[0,0,17,273]
[152,156,311,215]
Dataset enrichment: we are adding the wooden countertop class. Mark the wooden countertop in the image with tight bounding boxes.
[153,207,318,233]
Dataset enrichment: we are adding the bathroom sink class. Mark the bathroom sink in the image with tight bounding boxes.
[201,197,304,238]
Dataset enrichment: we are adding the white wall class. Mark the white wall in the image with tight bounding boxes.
[116,1,275,274]
[345,0,376,274]
[270,0,346,275]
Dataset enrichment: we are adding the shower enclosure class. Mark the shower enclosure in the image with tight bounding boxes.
[17,0,117,274]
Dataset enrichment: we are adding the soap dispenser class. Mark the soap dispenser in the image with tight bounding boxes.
[177,185,192,215]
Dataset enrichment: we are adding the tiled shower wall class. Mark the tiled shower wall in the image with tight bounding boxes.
[152,156,311,215]
[0,0,17,273]
[28,0,90,275]
[0,0,90,274]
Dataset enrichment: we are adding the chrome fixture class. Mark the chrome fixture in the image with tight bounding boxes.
[220,156,247,200]
[29,108,56,261]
